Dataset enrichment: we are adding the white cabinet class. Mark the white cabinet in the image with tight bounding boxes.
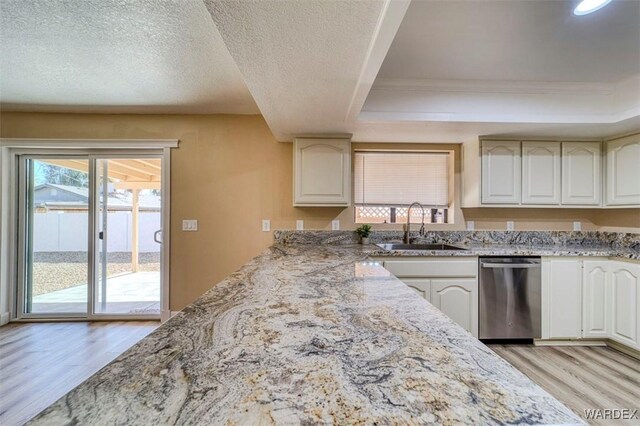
[606,134,640,206]
[481,139,600,206]
[582,261,609,339]
[293,137,350,206]
[431,279,478,337]
[608,261,640,350]
[481,140,521,204]
[522,141,561,205]
[541,258,582,339]
[376,257,478,337]
[400,278,431,302]
[561,142,601,205]
[581,260,639,350]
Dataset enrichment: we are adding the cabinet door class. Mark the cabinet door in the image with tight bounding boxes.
[582,261,609,339]
[541,258,581,339]
[522,142,561,205]
[606,135,640,206]
[561,142,601,205]
[481,140,521,204]
[431,279,478,337]
[293,138,350,206]
[400,278,431,302]
[609,262,640,350]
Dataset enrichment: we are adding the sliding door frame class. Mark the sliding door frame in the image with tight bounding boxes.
[0,139,177,323]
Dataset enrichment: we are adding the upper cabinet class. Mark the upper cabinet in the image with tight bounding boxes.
[522,141,561,205]
[293,137,350,206]
[481,140,521,204]
[562,142,601,206]
[606,134,640,206]
[480,139,611,207]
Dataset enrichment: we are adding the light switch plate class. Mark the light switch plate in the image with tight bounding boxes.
[331,220,340,230]
[182,219,198,231]
[296,220,304,230]
[466,221,475,231]
[506,221,514,231]
[573,221,582,231]
[262,219,271,232]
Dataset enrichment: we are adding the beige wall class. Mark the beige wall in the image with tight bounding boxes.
[1,112,638,309]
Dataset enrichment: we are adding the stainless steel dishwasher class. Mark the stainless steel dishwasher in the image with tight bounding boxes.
[479,257,541,340]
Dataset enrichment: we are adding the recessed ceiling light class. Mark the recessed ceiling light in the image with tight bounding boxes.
[573,0,613,15]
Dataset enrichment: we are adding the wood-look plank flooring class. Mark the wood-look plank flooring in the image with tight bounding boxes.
[489,344,640,425]
[0,321,159,426]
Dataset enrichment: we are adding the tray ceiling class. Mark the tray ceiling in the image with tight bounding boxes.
[0,0,258,114]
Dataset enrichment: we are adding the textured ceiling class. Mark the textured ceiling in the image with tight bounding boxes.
[0,0,258,114]
[379,0,640,83]
[204,0,391,140]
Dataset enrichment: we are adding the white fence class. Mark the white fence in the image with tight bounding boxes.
[34,211,161,253]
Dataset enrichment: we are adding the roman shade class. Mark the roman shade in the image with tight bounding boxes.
[354,152,450,207]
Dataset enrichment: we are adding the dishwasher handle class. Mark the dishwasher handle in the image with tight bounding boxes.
[481,263,539,269]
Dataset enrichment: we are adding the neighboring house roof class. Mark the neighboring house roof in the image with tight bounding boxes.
[34,183,161,210]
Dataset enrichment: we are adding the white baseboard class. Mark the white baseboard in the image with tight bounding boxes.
[534,339,607,347]
[0,312,10,326]
[607,340,640,360]
[535,338,640,360]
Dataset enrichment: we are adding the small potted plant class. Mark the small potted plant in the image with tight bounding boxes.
[355,224,372,244]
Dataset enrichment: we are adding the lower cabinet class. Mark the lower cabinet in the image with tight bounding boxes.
[401,278,431,302]
[431,279,478,337]
[376,257,479,337]
[542,258,582,339]
[582,261,609,339]
[542,257,640,352]
[609,261,640,349]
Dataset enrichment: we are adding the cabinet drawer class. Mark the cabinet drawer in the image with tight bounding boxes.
[383,259,477,278]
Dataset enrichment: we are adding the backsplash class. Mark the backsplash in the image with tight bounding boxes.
[274,230,640,252]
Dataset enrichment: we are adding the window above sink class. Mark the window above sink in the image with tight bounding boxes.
[353,151,453,224]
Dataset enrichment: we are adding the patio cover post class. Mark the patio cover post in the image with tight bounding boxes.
[131,189,139,272]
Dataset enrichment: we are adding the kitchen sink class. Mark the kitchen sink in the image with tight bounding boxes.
[376,243,468,251]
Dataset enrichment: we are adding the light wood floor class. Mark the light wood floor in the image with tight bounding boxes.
[0,321,159,426]
[489,344,640,425]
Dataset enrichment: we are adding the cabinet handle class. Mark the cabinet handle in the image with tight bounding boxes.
[481,263,539,269]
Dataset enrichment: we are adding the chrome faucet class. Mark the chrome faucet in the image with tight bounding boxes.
[403,201,426,244]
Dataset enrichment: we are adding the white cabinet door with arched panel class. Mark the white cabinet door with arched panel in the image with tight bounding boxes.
[608,261,640,350]
[606,134,640,206]
[561,142,601,206]
[582,261,609,339]
[522,141,561,205]
[481,140,521,204]
[293,138,350,206]
[431,279,478,337]
[400,278,431,303]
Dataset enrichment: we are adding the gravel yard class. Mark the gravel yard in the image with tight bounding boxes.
[32,252,160,296]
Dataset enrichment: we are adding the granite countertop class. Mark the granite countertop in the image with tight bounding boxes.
[369,243,640,259]
[31,244,583,425]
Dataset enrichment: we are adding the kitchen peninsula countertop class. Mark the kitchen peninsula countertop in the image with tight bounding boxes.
[31,243,583,425]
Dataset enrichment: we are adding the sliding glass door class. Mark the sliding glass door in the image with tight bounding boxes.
[18,153,163,319]
[22,158,90,315]
[94,159,162,315]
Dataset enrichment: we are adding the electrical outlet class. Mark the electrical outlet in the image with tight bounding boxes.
[573,221,582,231]
[331,220,340,230]
[466,221,475,231]
[262,219,271,232]
[182,220,198,231]
[506,221,514,231]
[296,220,304,230]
